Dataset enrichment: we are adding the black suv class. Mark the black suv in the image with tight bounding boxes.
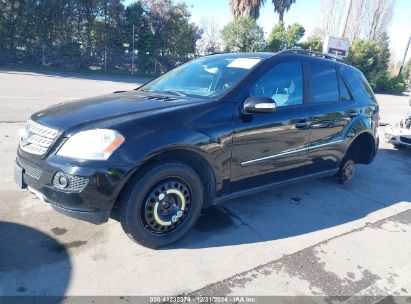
[15,50,379,248]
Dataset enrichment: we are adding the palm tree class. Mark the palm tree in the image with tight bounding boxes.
[229,0,266,20]
[272,0,296,22]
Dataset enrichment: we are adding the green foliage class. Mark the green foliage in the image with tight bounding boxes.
[403,58,411,81]
[266,22,304,52]
[376,33,391,77]
[346,39,383,81]
[346,38,404,93]
[300,34,323,52]
[266,22,286,51]
[373,72,408,95]
[0,0,201,74]
[286,23,305,48]
[221,17,265,52]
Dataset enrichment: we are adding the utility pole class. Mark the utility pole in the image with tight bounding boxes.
[42,42,46,66]
[104,48,107,72]
[339,0,353,38]
[131,25,135,76]
[399,33,411,75]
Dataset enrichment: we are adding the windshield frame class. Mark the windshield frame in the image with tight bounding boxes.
[137,54,268,99]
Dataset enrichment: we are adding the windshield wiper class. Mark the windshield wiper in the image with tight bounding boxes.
[162,90,186,97]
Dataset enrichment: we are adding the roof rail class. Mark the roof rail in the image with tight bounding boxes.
[276,48,346,63]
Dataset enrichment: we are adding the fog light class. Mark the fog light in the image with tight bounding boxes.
[53,172,70,189]
[52,172,89,192]
[58,174,69,188]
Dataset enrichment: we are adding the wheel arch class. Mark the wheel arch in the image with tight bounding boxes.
[343,131,377,165]
[118,145,218,208]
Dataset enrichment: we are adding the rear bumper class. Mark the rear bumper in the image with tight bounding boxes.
[15,153,134,224]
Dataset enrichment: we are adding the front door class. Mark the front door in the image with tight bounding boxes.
[230,61,313,193]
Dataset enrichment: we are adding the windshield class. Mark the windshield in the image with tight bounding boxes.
[140,56,262,98]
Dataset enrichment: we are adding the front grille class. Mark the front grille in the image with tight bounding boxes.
[53,172,89,192]
[400,136,411,144]
[17,158,42,179]
[20,120,59,156]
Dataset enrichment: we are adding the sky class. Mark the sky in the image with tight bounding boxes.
[125,0,411,62]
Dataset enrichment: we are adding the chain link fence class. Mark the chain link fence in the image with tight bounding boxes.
[0,43,197,76]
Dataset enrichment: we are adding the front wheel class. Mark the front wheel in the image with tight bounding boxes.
[118,162,203,248]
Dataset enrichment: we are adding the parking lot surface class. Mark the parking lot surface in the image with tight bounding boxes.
[0,70,410,300]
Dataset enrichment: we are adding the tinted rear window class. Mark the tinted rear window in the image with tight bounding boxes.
[341,68,376,102]
[338,76,352,101]
[309,63,339,103]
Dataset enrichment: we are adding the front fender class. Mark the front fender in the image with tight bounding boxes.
[121,128,228,193]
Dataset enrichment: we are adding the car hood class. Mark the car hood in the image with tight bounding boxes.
[31,91,200,134]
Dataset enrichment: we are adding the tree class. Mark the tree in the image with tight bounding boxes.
[346,39,384,80]
[403,58,411,81]
[142,0,201,72]
[286,23,305,48]
[196,18,222,55]
[266,22,304,52]
[272,0,295,22]
[229,0,265,19]
[376,32,391,75]
[321,0,394,42]
[124,1,154,73]
[365,0,394,41]
[266,22,286,52]
[300,33,323,52]
[344,0,367,40]
[221,17,265,52]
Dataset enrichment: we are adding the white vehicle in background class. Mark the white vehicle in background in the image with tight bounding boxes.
[385,113,411,148]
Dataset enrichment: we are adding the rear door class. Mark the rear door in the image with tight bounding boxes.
[307,62,357,171]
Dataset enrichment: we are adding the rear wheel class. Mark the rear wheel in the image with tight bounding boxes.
[338,159,355,184]
[118,162,203,248]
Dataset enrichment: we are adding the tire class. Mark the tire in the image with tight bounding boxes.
[338,158,356,184]
[118,162,203,248]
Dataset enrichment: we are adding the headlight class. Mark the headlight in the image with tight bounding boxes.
[57,129,125,160]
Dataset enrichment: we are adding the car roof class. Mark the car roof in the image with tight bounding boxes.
[211,49,353,66]
[205,52,274,60]
[204,50,361,75]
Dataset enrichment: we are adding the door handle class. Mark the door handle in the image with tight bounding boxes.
[295,120,311,129]
[349,111,360,118]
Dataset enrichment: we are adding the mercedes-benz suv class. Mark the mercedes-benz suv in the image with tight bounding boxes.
[15,50,379,248]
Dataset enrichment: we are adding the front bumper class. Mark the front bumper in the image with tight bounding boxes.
[384,125,411,147]
[14,152,134,224]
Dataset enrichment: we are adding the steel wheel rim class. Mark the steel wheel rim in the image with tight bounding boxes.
[141,178,191,234]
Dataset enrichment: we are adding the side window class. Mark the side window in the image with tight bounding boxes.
[250,61,303,107]
[338,75,352,101]
[309,63,339,103]
[341,68,377,102]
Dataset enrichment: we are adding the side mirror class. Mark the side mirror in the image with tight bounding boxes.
[243,96,276,114]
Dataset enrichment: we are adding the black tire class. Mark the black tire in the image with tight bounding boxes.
[118,162,203,248]
[338,158,356,184]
